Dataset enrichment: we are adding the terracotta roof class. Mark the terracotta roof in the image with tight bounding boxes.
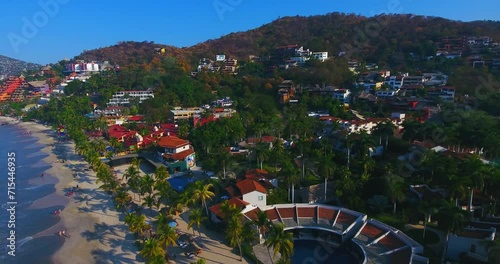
[243,207,262,221]
[162,148,195,161]
[158,135,190,148]
[128,115,144,121]
[236,179,267,195]
[245,169,276,182]
[209,197,249,219]
[225,186,242,198]
[247,136,275,144]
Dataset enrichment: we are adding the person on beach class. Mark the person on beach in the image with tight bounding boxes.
[41,173,44,178]
[58,209,62,214]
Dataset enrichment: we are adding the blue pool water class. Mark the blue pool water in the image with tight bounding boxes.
[292,240,358,264]
[167,176,196,192]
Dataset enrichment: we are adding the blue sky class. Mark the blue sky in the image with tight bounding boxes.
[1,0,499,64]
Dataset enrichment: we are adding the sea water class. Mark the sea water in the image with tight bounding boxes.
[0,124,65,264]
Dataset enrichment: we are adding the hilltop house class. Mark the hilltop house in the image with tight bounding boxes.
[157,135,196,173]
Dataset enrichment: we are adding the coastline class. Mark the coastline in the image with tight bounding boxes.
[0,116,137,264]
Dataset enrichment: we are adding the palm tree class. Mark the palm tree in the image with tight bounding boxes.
[252,210,270,241]
[154,166,170,182]
[114,187,132,211]
[226,212,244,261]
[265,223,294,264]
[140,237,165,261]
[192,182,215,215]
[156,224,178,251]
[317,153,335,203]
[127,213,149,236]
[188,208,207,237]
[154,212,171,230]
[384,173,406,214]
[418,201,439,239]
[143,194,158,216]
[372,120,396,151]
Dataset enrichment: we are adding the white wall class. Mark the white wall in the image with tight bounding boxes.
[242,191,266,208]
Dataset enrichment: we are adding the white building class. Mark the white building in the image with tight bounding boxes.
[333,89,351,104]
[171,107,204,121]
[384,76,405,90]
[375,90,397,98]
[312,52,328,62]
[446,227,496,262]
[107,90,154,107]
[236,179,267,208]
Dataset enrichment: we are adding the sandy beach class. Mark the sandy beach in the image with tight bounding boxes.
[1,116,250,264]
[0,116,137,264]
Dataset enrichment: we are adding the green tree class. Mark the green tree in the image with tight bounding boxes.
[265,223,294,264]
[188,208,207,237]
[140,237,165,261]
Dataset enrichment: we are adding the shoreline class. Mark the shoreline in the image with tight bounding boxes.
[0,116,138,264]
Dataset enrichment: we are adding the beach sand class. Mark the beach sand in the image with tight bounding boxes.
[0,117,138,264]
[1,116,249,264]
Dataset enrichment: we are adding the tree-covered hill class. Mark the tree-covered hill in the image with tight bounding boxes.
[75,13,500,68]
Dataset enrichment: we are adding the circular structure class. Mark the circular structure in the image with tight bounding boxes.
[292,239,358,264]
[242,204,428,264]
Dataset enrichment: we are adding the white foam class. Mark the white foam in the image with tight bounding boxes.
[17,236,33,249]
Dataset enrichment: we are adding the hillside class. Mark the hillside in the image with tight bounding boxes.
[0,55,41,79]
[75,13,500,67]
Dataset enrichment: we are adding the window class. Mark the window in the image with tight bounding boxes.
[258,196,263,201]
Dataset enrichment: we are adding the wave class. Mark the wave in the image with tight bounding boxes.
[17,237,33,249]
[22,185,46,191]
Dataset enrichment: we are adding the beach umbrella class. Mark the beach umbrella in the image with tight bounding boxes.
[168,221,178,228]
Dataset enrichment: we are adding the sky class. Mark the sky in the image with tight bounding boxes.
[1,0,499,65]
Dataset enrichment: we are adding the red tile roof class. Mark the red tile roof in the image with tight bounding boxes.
[236,179,267,195]
[318,207,336,220]
[297,207,316,218]
[209,197,249,219]
[128,115,144,121]
[361,223,385,239]
[225,186,242,198]
[243,207,262,221]
[277,208,295,219]
[265,208,279,221]
[336,211,357,224]
[247,136,275,144]
[245,169,276,181]
[162,148,195,161]
[158,135,190,148]
[378,232,407,250]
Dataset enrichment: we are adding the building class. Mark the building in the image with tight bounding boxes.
[235,179,267,208]
[221,58,238,74]
[402,76,425,88]
[107,90,154,107]
[157,135,196,173]
[375,90,397,98]
[171,107,204,122]
[427,87,455,101]
[446,227,496,262]
[311,52,328,62]
[244,169,278,188]
[333,89,351,104]
[384,76,404,90]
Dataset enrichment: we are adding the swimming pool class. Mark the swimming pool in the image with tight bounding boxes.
[292,240,358,264]
[167,176,196,192]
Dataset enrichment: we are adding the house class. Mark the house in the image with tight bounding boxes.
[446,227,496,262]
[107,90,154,107]
[209,197,249,223]
[245,136,276,149]
[157,135,196,173]
[333,89,351,104]
[375,90,397,98]
[384,76,404,90]
[427,87,455,101]
[311,52,328,62]
[244,169,278,188]
[235,179,267,208]
[170,107,203,122]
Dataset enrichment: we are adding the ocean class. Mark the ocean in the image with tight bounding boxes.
[0,123,66,264]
